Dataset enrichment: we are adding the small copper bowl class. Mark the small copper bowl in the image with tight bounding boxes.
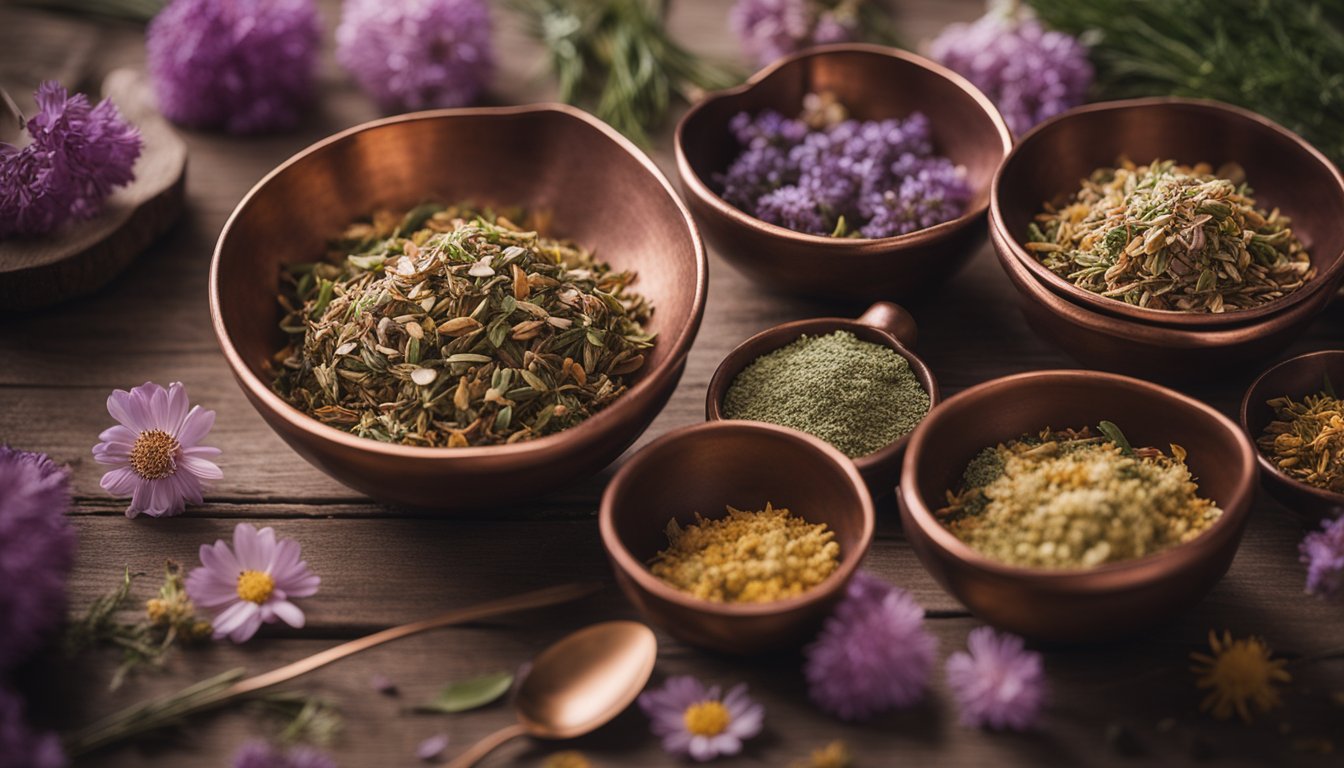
[599,420,874,653]
[1240,350,1344,520]
[675,44,1012,301]
[705,302,939,495]
[992,98,1344,328]
[992,223,1324,378]
[899,370,1256,642]
[210,105,707,507]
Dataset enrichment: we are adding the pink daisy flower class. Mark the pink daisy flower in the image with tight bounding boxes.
[638,676,764,762]
[92,381,222,518]
[185,523,320,643]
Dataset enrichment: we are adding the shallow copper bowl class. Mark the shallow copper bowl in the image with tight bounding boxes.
[705,302,939,495]
[992,223,1324,379]
[899,370,1256,643]
[599,421,874,653]
[210,105,707,508]
[992,98,1344,328]
[675,44,1012,301]
[1241,350,1344,520]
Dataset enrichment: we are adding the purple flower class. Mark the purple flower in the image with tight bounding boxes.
[233,739,337,768]
[928,6,1092,135]
[638,676,764,761]
[0,81,141,239]
[804,571,936,721]
[945,627,1046,731]
[0,446,76,671]
[92,381,222,518]
[0,687,65,768]
[730,0,857,68]
[1300,514,1344,598]
[755,185,829,235]
[415,733,449,762]
[147,0,320,134]
[336,0,494,112]
[186,523,320,643]
[858,156,972,238]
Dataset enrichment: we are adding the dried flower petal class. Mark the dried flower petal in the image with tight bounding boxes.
[416,733,450,762]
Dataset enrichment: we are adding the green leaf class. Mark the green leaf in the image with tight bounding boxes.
[414,672,514,714]
[1097,420,1134,456]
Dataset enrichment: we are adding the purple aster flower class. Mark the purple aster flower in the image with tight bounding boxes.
[928,4,1092,135]
[946,626,1046,731]
[0,81,141,239]
[233,739,337,768]
[638,676,764,761]
[755,185,829,235]
[336,0,494,112]
[186,523,320,643]
[0,687,65,768]
[0,446,76,671]
[147,0,320,134]
[804,571,936,721]
[730,0,858,68]
[1300,514,1344,598]
[92,381,222,518]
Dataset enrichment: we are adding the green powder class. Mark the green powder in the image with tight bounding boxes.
[723,330,930,458]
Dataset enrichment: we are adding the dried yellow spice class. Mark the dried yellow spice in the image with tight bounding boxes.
[1257,387,1344,493]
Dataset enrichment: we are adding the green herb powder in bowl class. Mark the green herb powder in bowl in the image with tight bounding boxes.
[722,330,930,458]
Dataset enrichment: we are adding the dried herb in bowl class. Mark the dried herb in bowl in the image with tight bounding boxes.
[273,203,655,447]
[1025,159,1313,313]
[1257,380,1344,493]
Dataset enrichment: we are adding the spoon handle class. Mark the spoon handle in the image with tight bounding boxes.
[445,723,528,768]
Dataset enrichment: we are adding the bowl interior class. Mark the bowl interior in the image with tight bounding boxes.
[214,107,702,432]
[995,99,1344,325]
[1242,350,1344,498]
[680,46,1008,231]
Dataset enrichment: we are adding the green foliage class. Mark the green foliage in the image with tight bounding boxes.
[414,671,515,714]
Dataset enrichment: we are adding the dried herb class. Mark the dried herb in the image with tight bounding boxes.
[1025,159,1313,313]
[1257,386,1344,493]
[273,203,655,448]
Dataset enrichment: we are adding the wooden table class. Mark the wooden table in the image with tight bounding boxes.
[2,2,1341,766]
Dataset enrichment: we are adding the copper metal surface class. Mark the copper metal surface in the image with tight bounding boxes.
[599,421,875,653]
[1240,350,1344,520]
[209,105,707,507]
[991,98,1344,329]
[898,370,1257,643]
[675,44,1012,301]
[704,302,939,495]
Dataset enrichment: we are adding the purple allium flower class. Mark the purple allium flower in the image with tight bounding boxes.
[1300,514,1344,598]
[186,523,320,643]
[638,676,764,762]
[928,4,1092,135]
[0,81,141,239]
[730,0,857,68]
[336,0,494,112]
[415,733,450,762]
[0,446,76,671]
[233,739,337,768]
[0,687,65,768]
[147,0,320,134]
[804,571,936,721]
[92,381,222,518]
[945,626,1046,731]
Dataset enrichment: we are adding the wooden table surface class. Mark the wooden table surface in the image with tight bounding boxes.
[3,2,1342,766]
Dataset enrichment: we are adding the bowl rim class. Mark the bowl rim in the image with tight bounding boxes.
[990,96,1344,328]
[674,43,1013,250]
[209,103,708,461]
[599,420,875,618]
[899,369,1257,588]
[1239,349,1344,508]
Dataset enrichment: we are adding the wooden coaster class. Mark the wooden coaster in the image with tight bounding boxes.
[0,68,186,312]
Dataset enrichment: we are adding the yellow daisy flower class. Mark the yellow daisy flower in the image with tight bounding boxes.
[1190,630,1291,722]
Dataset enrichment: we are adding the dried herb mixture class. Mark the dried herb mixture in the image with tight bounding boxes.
[273,203,655,447]
[1257,379,1344,493]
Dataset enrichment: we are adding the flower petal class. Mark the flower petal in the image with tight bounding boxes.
[210,600,255,638]
[100,466,140,496]
[107,387,150,432]
[270,599,305,628]
[164,381,191,434]
[179,454,222,482]
[176,406,215,447]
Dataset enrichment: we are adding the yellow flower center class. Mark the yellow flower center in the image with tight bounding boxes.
[236,570,275,604]
[683,700,731,737]
[129,429,180,480]
[1211,641,1278,696]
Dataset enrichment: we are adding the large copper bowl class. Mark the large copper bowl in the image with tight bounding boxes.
[899,371,1256,643]
[992,98,1344,329]
[210,105,707,507]
[675,44,1012,301]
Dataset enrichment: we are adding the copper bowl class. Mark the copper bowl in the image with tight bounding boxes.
[1240,350,1344,520]
[992,222,1325,378]
[705,302,938,495]
[599,420,874,653]
[898,370,1256,642]
[992,98,1344,328]
[210,105,707,507]
[675,44,1012,301]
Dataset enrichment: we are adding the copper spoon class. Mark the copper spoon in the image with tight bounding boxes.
[446,621,658,767]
